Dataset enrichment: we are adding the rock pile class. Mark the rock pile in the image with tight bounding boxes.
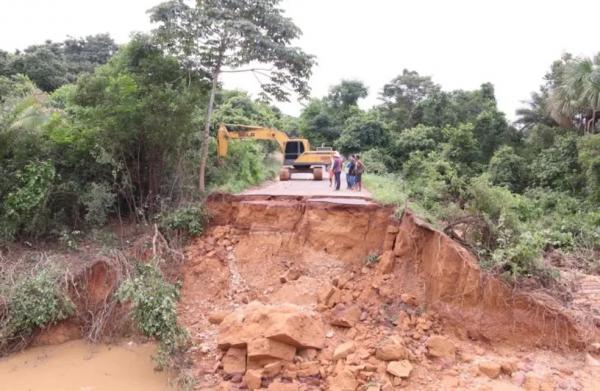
[216,302,325,390]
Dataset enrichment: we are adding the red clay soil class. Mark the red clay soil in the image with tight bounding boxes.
[178,194,600,390]
[391,210,595,349]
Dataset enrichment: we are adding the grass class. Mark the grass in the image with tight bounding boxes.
[364,174,437,223]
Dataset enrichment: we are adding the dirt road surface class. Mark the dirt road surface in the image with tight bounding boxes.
[242,172,372,200]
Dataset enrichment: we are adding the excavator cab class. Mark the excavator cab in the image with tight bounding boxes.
[283,140,306,166]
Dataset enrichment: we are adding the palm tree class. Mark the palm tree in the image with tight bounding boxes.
[515,89,556,130]
[549,53,600,133]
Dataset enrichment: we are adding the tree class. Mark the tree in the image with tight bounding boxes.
[335,111,389,154]
[298,99,341,147]
[149,0,315,192]
[72,35,204,215]
[9,42,69,92]
[548,53,600,132]
[442,123,480,172]
[380,69,438,129]
[472,109,512,163]
[388,124,441,168]
[1,35,118,92]
[326,79,368,109]
[62,34,118,78]
[488,146,529,193]
[515,90,557,130]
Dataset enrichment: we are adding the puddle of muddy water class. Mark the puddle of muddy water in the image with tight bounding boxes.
[0,339,175,391]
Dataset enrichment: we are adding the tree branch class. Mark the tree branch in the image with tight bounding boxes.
[220,67,274,74]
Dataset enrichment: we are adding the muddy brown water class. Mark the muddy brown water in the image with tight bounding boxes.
[0,340,174,391]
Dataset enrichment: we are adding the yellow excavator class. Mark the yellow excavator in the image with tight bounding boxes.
[217,123,336,181]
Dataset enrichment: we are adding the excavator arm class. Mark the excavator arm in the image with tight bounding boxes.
[217,123,290,157]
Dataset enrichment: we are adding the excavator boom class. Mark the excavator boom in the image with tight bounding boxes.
[217,123,307,157]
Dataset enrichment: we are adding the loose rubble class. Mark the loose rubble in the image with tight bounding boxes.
[179,198,600,390]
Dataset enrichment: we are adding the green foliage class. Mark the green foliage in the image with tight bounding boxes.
[489,146,530,193]
[158,205,208,238]
[326,80,368,110]
[208,139,279,193]
[2,269,75,343]
[490,231,555,283]
[299,98,342,147]
[1,35,118,92]
[298,81,368,148]
[361,148,390,175]
[364,251,381,267]
[380,69,438,129]
[441,123,481,172]
[403,151,466,217]
[388,125,440,168]
[531,135,583,192]
[1,161,55,240]
[335,111,389,154]
[72,34,205,213]
[362,174,434,222]
[117,263,186,368]
[81,182,114,226]
[578,134,600,202]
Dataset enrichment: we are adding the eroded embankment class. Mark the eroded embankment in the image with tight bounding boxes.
[205,194,596,349]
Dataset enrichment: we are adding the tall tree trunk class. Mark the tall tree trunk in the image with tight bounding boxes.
[198,70,219,193]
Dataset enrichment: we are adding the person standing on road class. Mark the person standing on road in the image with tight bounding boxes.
[354,155,365,192]
[332,152,343,191]
[328,156,334,188]
[346,155,356,190]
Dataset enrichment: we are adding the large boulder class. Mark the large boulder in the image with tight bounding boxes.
[426,335,456,359]
[375,336,408,361]
[248,338,296,361]
[218,302,325,350]
[222,347,246,375]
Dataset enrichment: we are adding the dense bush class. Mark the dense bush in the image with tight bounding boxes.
[1,269,75,345]
[117,263,186,369]
[158,205,208,239]
[388,125,440,168]
[531,135,583,192]
[578,134,600,202]
[361,148,390,175]
[488,146,530,193]
[1,161,55,240]
[207,140,279,193]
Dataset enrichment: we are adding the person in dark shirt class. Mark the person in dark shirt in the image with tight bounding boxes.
[332,152,343,191]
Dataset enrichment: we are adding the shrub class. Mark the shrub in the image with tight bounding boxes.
[403,151,466,217]
[364,251,381,267]
[81,182,115,226]
[488,145,530,193]
[490,231,557,285]
[2,269,75,343]
[207,140,279,193]
[1,161,55,240]
[158,204,208,239]
[116,263,186,369]
[531,135,583,193]
[578,134,600,202]
[361,148,389,175]
[388,125,440,168]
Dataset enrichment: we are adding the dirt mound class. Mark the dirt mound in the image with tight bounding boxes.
[180,195,600,390]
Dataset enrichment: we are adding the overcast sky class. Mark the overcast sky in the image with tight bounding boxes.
[1,0,598,120]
